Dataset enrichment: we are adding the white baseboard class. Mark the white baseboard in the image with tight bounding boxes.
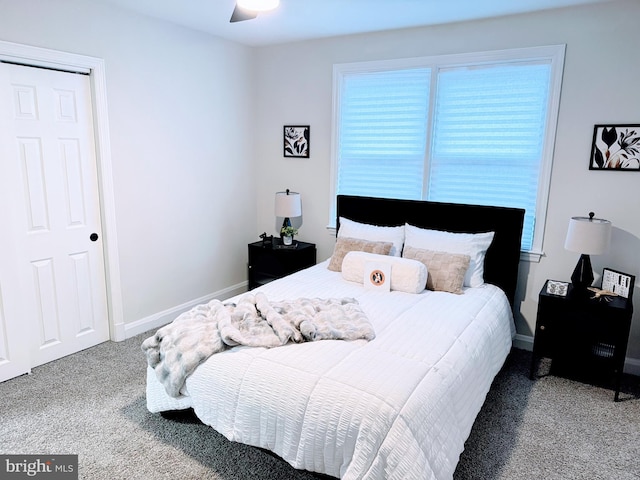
[624,356,640,376]
[513,333,534,351]
[119,281,248,340]
[513,333,640,376]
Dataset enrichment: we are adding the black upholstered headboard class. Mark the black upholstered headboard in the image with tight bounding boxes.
[336,195,525,307]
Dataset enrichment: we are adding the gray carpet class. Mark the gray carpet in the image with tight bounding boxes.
[1,332,638,480]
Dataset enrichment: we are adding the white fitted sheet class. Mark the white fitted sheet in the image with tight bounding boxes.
[145,260,514,480]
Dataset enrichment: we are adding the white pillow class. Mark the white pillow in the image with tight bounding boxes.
[338,217,404,257]
[341,251,427,294]
[404,224,495,288]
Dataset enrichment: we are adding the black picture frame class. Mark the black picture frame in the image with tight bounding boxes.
[589,124,640,170]
[601,267,635,299]
[283,125,310,158]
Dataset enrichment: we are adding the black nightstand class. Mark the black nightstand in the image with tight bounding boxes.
[247,240,316,290]
[530,280,634,401]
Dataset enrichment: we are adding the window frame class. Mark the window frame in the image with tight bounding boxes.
[329,45,566,262]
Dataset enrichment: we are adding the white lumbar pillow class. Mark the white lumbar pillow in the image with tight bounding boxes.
[341,251,427,294]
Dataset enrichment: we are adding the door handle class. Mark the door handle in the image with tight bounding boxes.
[90,233,99,242]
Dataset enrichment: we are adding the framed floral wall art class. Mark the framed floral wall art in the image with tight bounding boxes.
[284,125,310,158]
[589,124,640,170]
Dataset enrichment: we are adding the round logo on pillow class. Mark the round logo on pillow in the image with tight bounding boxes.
[369,269,386,286]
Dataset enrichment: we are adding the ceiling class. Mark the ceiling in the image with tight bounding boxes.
[92,0,614,47]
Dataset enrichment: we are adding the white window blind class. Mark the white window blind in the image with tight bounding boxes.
[331,46,565,256]
[336,68,430,200]
[429,63,552,251]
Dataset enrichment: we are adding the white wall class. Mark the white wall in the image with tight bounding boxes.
[0,0,256,333]
[253,0,640,366]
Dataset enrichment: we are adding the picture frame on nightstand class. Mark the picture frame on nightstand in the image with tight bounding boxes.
[545,280,569,297]
[601,268,635,299]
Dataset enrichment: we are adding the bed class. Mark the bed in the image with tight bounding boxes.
[144,195,525,480]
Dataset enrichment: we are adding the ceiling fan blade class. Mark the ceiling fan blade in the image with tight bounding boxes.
[230,4,258,23]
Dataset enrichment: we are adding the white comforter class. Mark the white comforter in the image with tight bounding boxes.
[145,260,515,480]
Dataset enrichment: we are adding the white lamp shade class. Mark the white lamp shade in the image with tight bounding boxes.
[275,190,302,218]
[564,215,612,255]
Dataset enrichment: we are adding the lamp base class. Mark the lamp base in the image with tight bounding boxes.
[570,254,594,290]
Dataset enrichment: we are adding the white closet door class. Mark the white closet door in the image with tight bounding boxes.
[0,62,109,382]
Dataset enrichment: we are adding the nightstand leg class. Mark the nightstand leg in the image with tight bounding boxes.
[529,355,536,380]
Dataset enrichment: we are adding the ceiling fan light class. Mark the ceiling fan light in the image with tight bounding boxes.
[236,0,280,12]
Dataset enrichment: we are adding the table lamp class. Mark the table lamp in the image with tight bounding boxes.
[275,189,302,231]
[564,212,612,290]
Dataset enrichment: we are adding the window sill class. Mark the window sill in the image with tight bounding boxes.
[521,250,542,263]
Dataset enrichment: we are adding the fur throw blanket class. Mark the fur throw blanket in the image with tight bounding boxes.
[142,292,375,397]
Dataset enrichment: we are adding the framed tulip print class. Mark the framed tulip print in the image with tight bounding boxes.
[589,124,640,170]
[283,125,310,158]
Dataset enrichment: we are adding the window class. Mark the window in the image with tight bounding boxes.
[336,67,430,200]
[330,46,565,259]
